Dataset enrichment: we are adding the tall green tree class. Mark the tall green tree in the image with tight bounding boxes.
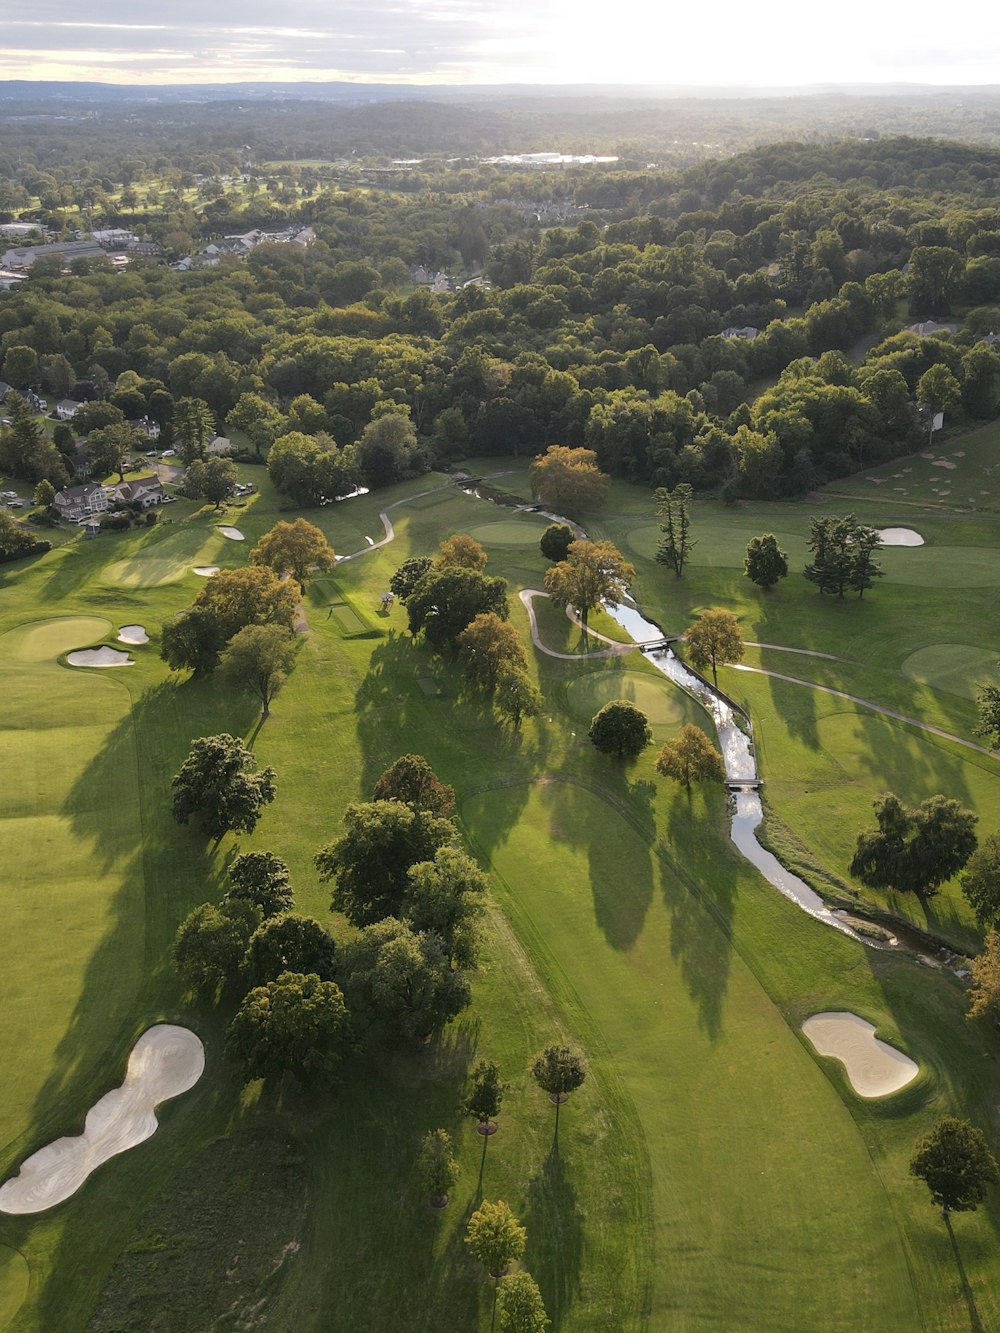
[465,1199,527,1278]
[171,733,277,841]
[655,725,726,790]
[804,514,883,598]
[406,566,510,652]
[225,971,351,1086]
[218,623,297,718]
[684,608,744,687]
[494,667,541,730]
[588,700,651,759]
[402,845,488,968]
[531,1045,587,1138]
[974,672,1000,749]
[967,933,1000,1023]
[539,522,575,563]
[173,396,216,464]
[172,898,261,997]
[654,483,695,577]
[916,364,961,444]
[160,606,227,675]
[744,533,788,591]
[251,517,335,591]
[850,792,978,897]
[529,445,609,514]
[315,800,455,926]
[193,565,298,641]
[910,1118,999,1215]
[183,456,239,509]
[418,1129,460,1206]
[458,612,528,693]
[543,539,635,630]
[372,753,455,817]
[497,1272,550,1333]
[225,850,294,917]
[243,912,336,986]
[464,1059,509,1132]
[961,835,1000,929]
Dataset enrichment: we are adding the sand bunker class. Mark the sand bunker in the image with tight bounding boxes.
[932,459,957,469]
[877,528,924,546]
[802,1012,918,1098]
[218,526,244,540]
[117,625,149,645]
[0,1025,205,1215]
[66,647,134,668]
[193,565,219,577]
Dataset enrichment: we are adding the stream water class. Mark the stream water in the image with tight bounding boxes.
[600,601,868,943]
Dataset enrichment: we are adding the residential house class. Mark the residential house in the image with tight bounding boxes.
[906,320,959,338]
[17,389,45,413]
[0,382,11,403]
[53,483,110,522]
[112,477,165,508]
[127,416,161,440]
[206,434,232,456]
[55,399,82,421]
[721,326,759,340]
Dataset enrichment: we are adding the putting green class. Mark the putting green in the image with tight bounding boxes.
[465,518,550,546]
[901,643,998,699]
[0,1246,29,1332]
[6,617,111,663]
[565,668,687,727]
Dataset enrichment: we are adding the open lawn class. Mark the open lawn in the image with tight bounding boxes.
[0,453,998,1331]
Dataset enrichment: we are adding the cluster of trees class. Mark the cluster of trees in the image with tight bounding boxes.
[850,791,978,898]
[160,518,333,709]
[390,534,542,727]
[13,135,1000,504]
[0,507,50,563]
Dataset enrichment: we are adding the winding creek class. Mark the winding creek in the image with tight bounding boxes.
[348,476,988,950]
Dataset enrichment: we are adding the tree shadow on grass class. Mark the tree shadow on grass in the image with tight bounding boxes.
[522,1145,584,1332]
[945,1213,987,1333]
[658,789,739,1041]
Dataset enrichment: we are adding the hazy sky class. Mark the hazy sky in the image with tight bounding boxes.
[4,0,1000,87]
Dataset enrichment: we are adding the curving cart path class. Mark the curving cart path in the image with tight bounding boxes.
[731,663,996,758]
[519,590,637,661]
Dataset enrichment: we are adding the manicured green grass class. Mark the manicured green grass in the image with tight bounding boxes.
[0,453,998,1332]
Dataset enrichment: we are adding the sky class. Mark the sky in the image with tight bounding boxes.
[3,0,1000,88]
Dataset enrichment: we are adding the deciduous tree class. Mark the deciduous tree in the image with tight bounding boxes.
[588,700,651,759]
[458,612,528,693]
[465,1200,527,1278]
[543,539,635,630]
[171,733,277,841]
[435,532,487,571]
[372,753,455,817]
[975,673,1000,749]
[403,845,487,967]
[219,623,297,718]
[684,608,744,687]
[225,971,351,1086]
[251,517,335,591]
[850,792,978,897]
[529,445,609,514]
[339,918,471,1045]
[494,667,541,729]
[172,898,261,996]
[160,606,227,675]
[243,912,336,986]
[539,522,575,563]
[183,456,239,509]
[464,1059,509,1132]
[225,850,294,918]
[655,725,726,790]
[497,1272,550,1333]
[910,1118,999,1215]
[315,800,455,926]
[389,555,432,600]
[193,565,298,642]
[967,932,1000,1023]
[744,533,789,591]
[418,1129,459,1206]
[961,835,1000,928]
[406,566,509,652]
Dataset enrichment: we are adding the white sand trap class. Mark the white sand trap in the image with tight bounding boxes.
[66,647,134,667]
[218,526,244,540]
[802,1012,918,1098]
[932,459,957,469]
[878,527,924,546]
[193,565,219,577]
[117,625,149,645]
[0,1025,204,1215]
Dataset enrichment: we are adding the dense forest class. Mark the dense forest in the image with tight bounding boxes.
[5,125,1000,502]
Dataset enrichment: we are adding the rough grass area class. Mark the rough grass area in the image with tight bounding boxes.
[87,1125,309,1333]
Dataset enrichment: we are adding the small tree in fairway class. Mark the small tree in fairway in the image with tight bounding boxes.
[418,1128,459,1207]
[497,1272,550,1333]
[588,700,651,759]
[850,792,977,897]
[539,522,575,563]
[531,1044,586,1139]
[225,970,351,1087]
[464,1059,509,1135]
[910,1117,999,1216]
[655,725,726,790]
[218,623,297,718]
[684,608,744,687]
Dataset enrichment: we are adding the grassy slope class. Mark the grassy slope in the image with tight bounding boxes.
[0,458,996,1331]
